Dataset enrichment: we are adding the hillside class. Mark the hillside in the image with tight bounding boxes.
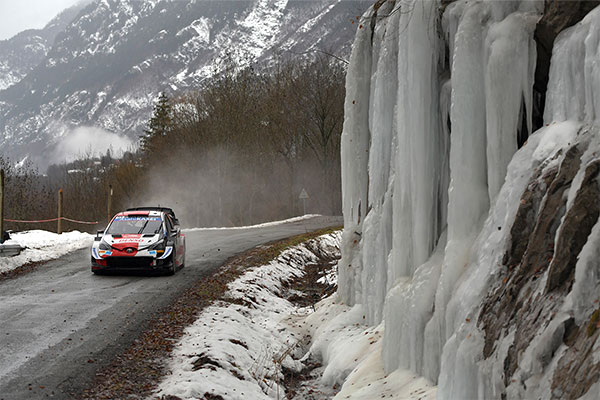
[0,0,370,168]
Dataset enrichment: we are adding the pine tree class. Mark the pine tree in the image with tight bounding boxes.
[141,92,173,157]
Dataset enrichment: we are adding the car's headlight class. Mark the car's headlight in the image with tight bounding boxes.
[149,240,166,251]
[99,240,111,250]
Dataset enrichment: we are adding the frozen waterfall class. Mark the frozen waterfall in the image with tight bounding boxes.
[338,0,600,398]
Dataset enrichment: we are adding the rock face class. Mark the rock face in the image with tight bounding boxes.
[479,128,600,398]
[337,0,600,398]
[0,0,371,168]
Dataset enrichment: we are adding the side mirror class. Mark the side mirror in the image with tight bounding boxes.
[95,230,104,241]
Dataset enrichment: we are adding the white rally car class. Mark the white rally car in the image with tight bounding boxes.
[91,207,185,275]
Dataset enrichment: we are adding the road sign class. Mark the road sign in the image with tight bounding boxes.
[299,188,309,215]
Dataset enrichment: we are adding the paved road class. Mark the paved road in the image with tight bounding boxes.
[0,216,342,399]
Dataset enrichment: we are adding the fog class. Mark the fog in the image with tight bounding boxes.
[50,126,135,165]
[132,146,341,228]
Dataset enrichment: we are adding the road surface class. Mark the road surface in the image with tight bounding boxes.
[0,216,342,399]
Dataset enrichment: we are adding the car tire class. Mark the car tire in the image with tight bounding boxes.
[165,255,176,276]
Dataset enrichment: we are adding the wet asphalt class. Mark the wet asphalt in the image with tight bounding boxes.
[0,216,342,399]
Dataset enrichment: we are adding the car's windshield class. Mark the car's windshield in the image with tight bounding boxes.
[107,216,163,235]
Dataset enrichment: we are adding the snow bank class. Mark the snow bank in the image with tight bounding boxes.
[338,0,600,398]
[155,232,341,400]
[301,296,437,400]
[183,214,323,231]
[0,230,92,274]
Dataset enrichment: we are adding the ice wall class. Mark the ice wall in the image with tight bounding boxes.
[338,0,600,398]
[544,6,600,125]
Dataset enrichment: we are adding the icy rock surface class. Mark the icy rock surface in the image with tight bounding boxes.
[338,0,600,398]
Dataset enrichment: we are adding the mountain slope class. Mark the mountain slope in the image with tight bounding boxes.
[0,1,90,92]
[0,0,370,168]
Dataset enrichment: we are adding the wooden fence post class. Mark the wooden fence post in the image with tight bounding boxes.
[57,188,63,234]
[0,169,4,243]
[107,184,113,225]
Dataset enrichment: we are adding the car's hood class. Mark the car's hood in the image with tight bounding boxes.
[103,234,162,250]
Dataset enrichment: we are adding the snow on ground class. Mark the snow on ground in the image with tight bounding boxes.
[183,214,323,232]
[156,231,341,400]
[156,229,436,400]
[302,297,437,400]
[0,230,92,274]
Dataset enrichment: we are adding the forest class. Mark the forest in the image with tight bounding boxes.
[1,56,345,231]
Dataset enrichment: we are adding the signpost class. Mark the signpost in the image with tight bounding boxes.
[299,188,309,215]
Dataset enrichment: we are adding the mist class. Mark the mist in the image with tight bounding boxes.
[126,57,345,228]
[132,145,341,229]
[50,126,136,165]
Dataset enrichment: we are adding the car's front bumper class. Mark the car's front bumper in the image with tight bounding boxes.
[91,255,173,273]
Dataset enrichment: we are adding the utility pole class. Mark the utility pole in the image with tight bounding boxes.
[0,170,4,244]
[107,184,113,224]
[57,188,63,234]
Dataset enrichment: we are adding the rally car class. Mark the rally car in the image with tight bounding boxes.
[91,207,185,275]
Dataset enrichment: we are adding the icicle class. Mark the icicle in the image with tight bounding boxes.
[484,12,539,201]
[338,6,376,306]
[544,6,600,125]
[361,0,398,325]
[390,0,444,281]
[384,0,446,373]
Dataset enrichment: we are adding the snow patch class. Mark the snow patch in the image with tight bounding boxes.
[0,230,93,274]
[156,231,341,399]
[183,214,324,232]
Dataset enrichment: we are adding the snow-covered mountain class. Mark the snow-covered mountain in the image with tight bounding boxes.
[0,2,90,92]
[338,0,600,398]
[0,0,370,168]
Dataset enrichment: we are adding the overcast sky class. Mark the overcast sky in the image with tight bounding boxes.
[0,0,82,40]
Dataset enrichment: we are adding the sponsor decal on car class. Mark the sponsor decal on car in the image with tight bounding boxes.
[113,216,161,222]
[158,247,173,259]
[113,238,145,243]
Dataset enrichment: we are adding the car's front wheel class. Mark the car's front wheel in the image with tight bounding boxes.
[165,264,176,275]
[164,251,176,275]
